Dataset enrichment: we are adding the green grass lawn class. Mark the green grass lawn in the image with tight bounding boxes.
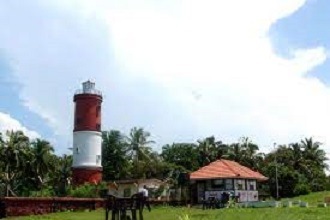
[283,191,330,205]
[7,191,330,220]
[6,206,330,220]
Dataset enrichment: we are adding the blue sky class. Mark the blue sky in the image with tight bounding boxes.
[0,53,51,139]
[270,0,330,84]
[0,0,330,155]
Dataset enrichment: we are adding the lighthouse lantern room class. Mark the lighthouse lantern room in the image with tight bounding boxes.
[72,81,103,185]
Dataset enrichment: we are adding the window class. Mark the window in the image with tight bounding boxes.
[236,179,245,190]
[237,183,243,190]
[225,179,233,190]
[96,106,101,117]
[248,180,256,190]
[76,146,79,154]
[96,123,101,131]
[212,179,225,190]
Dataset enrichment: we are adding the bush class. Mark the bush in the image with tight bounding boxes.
[29,187,56,197]
[69,182,107,198]
[293,184,311,196]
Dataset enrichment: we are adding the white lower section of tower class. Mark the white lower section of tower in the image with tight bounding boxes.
[72,131,102,168]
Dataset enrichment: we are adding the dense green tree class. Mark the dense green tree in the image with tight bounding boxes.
[289,143,304,170]
[102,130,131,180]
[227,143,243,162]
[126,127,155,178]
[240,137,263,169]
[225,137,264,170]
[263,139,328,198]
[30,139,55,190]
[300,138,328,191]
[0,131,30,196]
[51,154,72,196]
[161,143,199,171]
[301,138,328,169]
[197,136,217,166]
[0,127,327,200]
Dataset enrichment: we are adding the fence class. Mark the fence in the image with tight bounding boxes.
[0,197,105,218]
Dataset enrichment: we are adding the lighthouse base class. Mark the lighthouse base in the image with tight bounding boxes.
[72,167,102,186]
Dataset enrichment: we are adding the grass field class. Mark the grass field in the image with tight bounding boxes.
[283,191,330,205]
[7,191,330,220]
[7,206,330,220]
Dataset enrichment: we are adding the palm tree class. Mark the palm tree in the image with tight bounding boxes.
[161,143,199,171]
[30,139,55,191]
[102,130,131,180]
[301,138,328,169]
[197,136,219,166]
[58,154,73,185]
[227,143,243,163]
[300,138,328,190]
[126,127,155,178]
[51,154,72,196]
[216,142,230,160]
[289,143,305,171]
[0,130,30,196]
[53,154,72,196]
[239,137,261,169]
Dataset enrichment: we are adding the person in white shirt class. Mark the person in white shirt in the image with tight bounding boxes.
[140,186,148,197]
[139,185,151,211]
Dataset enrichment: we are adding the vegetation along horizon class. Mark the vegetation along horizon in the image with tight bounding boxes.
[1,128,330,219]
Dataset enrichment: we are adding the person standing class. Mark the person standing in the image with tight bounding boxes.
[139,185,151,211]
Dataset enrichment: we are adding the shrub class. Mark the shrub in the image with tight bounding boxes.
[69,182,107,198]
[293,184,311,196]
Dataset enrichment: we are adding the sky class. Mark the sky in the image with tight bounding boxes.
[0,0,330,155]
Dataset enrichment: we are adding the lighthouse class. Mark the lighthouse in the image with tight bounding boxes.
[72,81,103,185]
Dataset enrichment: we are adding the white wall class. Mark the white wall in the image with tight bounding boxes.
[197,179,259,203]
[72,131,102,167]
[235,190,258,202]
[204,190,259,202]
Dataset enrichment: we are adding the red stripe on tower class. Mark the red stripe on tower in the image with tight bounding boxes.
[72,81,103,185]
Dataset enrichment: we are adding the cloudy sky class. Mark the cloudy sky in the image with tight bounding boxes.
[0,0,330,155]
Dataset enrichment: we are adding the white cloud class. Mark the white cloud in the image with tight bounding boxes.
[0,1,112,137]
[101,0,329,150]
[0,112,40,139]
[0,0,329,154]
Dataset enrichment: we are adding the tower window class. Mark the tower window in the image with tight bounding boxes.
[96,106,101,117]
[96,123,101,131]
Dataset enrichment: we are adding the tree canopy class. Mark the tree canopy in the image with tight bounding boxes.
[0,128,328,198]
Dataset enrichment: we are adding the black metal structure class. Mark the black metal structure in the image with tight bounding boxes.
[105,193,148,220]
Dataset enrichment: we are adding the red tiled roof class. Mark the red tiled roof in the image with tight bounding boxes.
[190,159,268,181]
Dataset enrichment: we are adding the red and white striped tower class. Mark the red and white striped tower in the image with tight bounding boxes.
[72,80,103,185]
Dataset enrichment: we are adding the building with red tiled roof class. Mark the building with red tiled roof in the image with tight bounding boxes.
[107,179,168,199]
[190,159,268,203]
